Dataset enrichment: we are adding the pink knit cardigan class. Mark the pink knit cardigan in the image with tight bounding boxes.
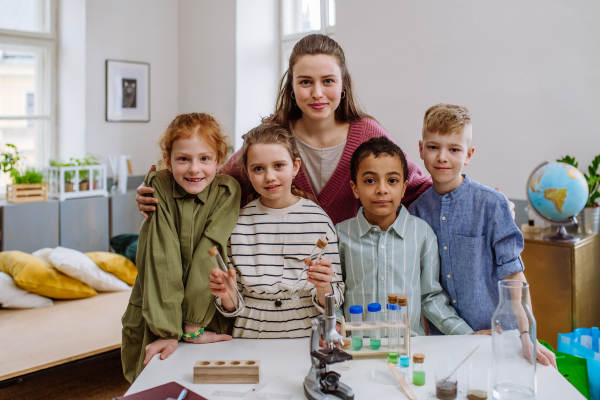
[219,118,432,226]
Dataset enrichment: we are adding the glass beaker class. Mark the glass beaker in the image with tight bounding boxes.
[492,280,536,400]
[435,361,458,400]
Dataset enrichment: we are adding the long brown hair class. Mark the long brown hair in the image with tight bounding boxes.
[239,123,316,204]
[271,34,367,127]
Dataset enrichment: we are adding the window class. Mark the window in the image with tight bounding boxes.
[0,0,56,189]
[280,0,335,73]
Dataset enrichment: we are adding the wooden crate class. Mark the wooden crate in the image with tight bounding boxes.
[6,183,49,203]
[193,360,260,384]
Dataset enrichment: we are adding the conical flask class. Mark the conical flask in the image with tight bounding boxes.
[492,280,536,400]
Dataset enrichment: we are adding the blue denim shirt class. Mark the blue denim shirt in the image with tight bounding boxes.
[408,175,524,332]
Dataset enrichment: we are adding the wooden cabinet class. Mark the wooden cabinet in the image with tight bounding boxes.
[521,228,600,348]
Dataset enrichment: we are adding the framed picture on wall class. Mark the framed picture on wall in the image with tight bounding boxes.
[105,60,150,122]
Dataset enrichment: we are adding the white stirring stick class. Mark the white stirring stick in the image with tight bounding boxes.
[439,345,481,386]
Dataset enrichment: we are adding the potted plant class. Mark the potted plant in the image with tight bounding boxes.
[50,160,76,192]
[557,154,600,234]
[1,144,48,203]
[77,153,100,191]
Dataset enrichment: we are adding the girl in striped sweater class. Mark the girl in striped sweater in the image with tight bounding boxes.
[208,123,344,338]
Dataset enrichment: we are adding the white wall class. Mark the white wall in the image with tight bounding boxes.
[336,1,600,200]
[178,0,236,144]
[84,0,178,175]
[235,0,279,150]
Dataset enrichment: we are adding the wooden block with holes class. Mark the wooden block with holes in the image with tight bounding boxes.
[193,360,260,384]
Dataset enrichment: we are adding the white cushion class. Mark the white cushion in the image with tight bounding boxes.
[32,247,54,264]
[0,271,53,308]
[48,247,131,292]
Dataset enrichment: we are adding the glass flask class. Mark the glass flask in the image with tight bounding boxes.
[492,280,536,400]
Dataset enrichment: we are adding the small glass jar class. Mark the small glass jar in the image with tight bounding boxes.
[367,303,382,350]
[349,305,363,351]
[412,353,426,386]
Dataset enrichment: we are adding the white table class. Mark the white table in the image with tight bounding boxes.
[127,335,583,399]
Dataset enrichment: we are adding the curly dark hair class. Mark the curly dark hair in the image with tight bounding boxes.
[350,137,408,184]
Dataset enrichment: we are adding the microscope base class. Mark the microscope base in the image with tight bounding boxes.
[303,375,354,400]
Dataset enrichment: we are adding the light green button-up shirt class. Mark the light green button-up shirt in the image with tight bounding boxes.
[336,205,473,336]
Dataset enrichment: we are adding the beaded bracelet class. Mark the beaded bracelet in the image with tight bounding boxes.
[182,328,205,342]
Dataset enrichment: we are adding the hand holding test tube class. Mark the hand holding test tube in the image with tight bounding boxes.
[290,238,328,300]
[208,247,240,310]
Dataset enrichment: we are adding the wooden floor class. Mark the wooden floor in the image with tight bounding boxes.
[0,350,130,400]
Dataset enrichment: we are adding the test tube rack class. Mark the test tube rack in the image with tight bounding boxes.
[340,315,411,359]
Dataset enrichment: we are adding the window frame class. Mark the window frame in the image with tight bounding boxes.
[0,0,57,171]
[280,0,335,75]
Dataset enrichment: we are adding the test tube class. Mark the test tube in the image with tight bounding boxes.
[398,295,408,345]
[290,238,328,300]
[367,303,381,350]
[349,305,363,351]
[207,247,240,310]
[387,294,399,364]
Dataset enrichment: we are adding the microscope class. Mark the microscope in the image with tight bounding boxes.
[303,293,354,400]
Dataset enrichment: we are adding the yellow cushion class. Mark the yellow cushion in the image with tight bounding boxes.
[85,252,137,286]
[0,251,97,299]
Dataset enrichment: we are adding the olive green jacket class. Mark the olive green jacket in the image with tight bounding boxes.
[121,170,241,382]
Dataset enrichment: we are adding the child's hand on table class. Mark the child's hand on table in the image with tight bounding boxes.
[209,268,237,311]
[182,323,232,344]
[143,338,178,366]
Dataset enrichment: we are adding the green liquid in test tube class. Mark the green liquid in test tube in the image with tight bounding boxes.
[349,305,363,351]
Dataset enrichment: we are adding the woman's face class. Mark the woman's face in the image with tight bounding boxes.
[292,54,343,123]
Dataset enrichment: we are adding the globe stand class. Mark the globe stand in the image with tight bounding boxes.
[544,225,580,243]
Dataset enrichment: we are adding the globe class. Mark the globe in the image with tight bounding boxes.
[528,162,588,221]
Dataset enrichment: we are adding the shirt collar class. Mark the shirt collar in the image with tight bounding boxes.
[356,205,410,239]
[433,174,471,201]
[172,175,212,203]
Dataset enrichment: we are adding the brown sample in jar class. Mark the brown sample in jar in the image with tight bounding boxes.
[467,390,488,400]
[341,340,351,350]
[435,380,457,400]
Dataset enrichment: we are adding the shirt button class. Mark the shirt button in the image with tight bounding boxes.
[381,276,385,281]
[453,299,457,304]
[442,216,446,221]
[381,245,385,249]
[447,274,451,279]
[443,246,448,250]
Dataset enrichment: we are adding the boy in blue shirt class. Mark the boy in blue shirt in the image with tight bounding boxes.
[408,103,556,367]
[336,136,472,336]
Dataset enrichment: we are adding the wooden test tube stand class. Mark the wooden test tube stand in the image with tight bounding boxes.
[340,313,411,358]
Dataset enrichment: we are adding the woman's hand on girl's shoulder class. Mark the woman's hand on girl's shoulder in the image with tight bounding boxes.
[137,165,158,218]
[183,323,232,344]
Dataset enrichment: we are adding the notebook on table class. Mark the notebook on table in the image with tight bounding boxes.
[115,381,207,400]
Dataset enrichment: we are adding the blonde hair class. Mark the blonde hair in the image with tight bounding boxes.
[158,113,229,169]
[271,34,367,127]
[422,104,472,143]
[239,123,316,204]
